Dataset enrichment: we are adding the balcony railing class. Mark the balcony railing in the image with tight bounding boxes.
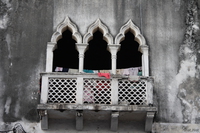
[38,72,156,131]
[39,72,154,106]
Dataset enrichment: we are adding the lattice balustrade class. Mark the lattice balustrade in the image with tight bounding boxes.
[48,78,77,103]
[83,79,111,104]
[118,80,147,105]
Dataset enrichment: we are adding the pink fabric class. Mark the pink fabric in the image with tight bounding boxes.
[98,73,110,79]
[55,67,63,72]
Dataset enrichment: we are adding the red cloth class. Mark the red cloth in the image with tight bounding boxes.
[98,73,110,79]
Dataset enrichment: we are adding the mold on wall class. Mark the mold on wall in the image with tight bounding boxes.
[177,0,200,124]
[0,0,53,123]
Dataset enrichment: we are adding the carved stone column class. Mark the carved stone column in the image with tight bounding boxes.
[46,42,56,72]
[76,43,89,73]
[107,44,121,74]
[139,45,149,76]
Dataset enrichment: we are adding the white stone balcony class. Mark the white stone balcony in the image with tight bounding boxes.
[38,72,154,106]
[37,72,157,132]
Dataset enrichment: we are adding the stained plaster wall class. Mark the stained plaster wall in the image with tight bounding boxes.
[0,0,53,130]
[0,0,200,132]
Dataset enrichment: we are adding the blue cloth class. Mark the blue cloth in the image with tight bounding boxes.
[83,69,94,73]
[62,68,69,72]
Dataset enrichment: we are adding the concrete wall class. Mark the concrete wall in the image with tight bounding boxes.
[0,0,200,132]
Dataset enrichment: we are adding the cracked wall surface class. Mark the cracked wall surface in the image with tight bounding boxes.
[0,0,200,132]
[0,0,53,124]
[177,0,200,124]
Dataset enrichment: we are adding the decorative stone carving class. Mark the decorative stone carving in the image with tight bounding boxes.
[83,19,113,44]
[115,19,147,49]
[50,16,82,43]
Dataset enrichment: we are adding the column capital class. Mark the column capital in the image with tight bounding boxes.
[75,43,89,53]
[139,44,148,53]
[47,42,57,51]
[107,44,121,54]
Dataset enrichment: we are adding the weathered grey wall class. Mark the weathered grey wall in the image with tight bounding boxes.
[0,0,53,123]
[0,0,200,132]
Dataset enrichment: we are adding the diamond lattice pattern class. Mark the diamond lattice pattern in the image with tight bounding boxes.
[118,80,147,105]
[48,78,77,103]
[83,79,111,104]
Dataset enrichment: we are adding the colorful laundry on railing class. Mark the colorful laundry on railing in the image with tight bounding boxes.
[98,73,110,79]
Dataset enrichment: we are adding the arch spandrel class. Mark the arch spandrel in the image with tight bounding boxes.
[115,19,147,50]
[50,16,82,44]
[83,19,113,44]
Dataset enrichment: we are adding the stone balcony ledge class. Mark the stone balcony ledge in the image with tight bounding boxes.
[37,103,157,112]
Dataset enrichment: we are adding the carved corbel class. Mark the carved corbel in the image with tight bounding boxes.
[145,111,156,132]
[39,110,48,130]
[76,110,83,130]
[111,111,119,131]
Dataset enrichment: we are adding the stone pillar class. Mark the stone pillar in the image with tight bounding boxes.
[107,44,121,74]
[139,45,149,76]
[146,77,154,105]
[46,42,56,72]
[75,43,88,73]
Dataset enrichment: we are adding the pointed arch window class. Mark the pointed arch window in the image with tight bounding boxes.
[115,20,149,76]
[53,29,79,71]
[80,19,114,72]
[45,17,82,72]
[45,18,148,76]
[117,31,142,69]
[84,30,111,70]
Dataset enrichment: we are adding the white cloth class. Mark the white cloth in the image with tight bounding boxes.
[122,68,129,75]
[129,67,139,76]
[128,75,140,81]
[68,69,78,73]
[55,67,63,72]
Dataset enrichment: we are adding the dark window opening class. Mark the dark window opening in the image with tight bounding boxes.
[117,31,142,69]
[53,30,79,71]
[84,30,111,70]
